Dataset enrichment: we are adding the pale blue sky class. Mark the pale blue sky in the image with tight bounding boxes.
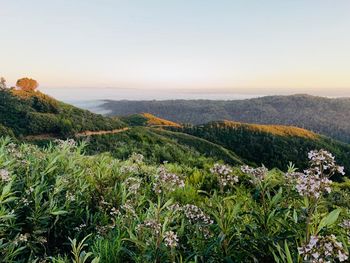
[1,0,350,97]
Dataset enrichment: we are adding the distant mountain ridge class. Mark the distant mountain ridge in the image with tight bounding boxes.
[205,120,319,139]
[101,94,350,143]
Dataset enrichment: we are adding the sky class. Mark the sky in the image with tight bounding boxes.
[1,0,350,99]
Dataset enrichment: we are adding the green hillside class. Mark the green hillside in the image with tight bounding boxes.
[82,127,242,167]
[121,113,181,127]
[102,94,350,143]
[0,91,242,166]
[0,89,125,138]
[173,120,350,177]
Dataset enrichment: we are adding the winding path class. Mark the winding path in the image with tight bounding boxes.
[24,127,129,140]
[75,127,129,137]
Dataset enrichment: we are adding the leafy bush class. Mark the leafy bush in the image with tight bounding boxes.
[0,137,349,262]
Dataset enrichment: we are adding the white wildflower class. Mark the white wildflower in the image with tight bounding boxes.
[211,163,238,190]
[153,166,185,194]
[163,231,178,248]
[298,235,348,262]
[0,169,11,182]
[241,165,268,185]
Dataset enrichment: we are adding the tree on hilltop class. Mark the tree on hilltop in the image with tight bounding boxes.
[16,77,39,91]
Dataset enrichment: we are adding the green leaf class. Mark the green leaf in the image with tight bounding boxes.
[293,209,298,223]
[284,240,293,263]
[51,210,68,216]
[317,208,341,233]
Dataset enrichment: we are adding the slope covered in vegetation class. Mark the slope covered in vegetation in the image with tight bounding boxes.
[121,113,181,127]
[0,138,349,262]
[0,89,125,138]
[82,127,242,167]
[173,120,350,176]
[102,94,350,143]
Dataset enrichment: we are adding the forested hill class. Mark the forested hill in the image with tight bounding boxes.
[171,120,350,177]
[0,89,125,138]
[101,94,350,143]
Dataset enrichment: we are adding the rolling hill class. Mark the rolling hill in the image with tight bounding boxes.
[0,89,125,138]
[121,113,181,127]
[81,126,243,166]
[101,94,350,143]
[1,88,349,177]
[171,120,350,176]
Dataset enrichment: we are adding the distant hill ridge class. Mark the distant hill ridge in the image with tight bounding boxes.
[101,94,350,143]
[121,113,181,127]
[207,120,319,139]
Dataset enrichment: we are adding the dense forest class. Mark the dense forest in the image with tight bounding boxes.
[171,121,350,179]
[101,94,350,143]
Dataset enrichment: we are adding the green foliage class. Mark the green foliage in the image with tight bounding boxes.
[0,124,15,138]
[0,137,349,262]
[83,127,239,167]
[120,114,148,126]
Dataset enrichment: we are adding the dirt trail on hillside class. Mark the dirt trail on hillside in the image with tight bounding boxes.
[75,127,129,137]
[24,127,129,140]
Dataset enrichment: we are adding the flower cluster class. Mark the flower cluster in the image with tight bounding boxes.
[210,163,232,176]
[293,171,332,199]
[153,166,185,194]
[137,219,162,235]
[6,143,22,158]
[286,150,344,199]
[241,165,268,185]
[340,219,350,229]
[120,153,145,174]
[308,150,345,176]
[163,231,178,248]
[74,223,87,231]
[19,233,29,242]
[54,139,77,149]
[124,177,141,194]
[183,204,213,225]
[298,235,348,262]
[210,163,238,190]
[120,164,139,174]
[121,201,136,217]
[0,169,11,182]
[167,203,182,213]
[65,191,76,202]
[110,207,120,217]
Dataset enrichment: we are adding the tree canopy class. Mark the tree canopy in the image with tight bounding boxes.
[16,77,39,91]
